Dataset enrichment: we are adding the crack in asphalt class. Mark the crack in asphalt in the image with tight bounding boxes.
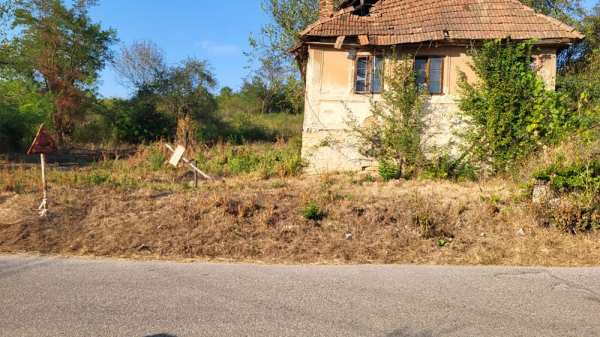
[494,270,600,305]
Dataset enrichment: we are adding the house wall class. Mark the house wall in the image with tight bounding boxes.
[302,45,558,173]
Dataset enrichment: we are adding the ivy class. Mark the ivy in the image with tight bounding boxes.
[458,39,573,173]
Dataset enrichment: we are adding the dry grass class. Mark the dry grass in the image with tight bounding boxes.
[1,165,599,266]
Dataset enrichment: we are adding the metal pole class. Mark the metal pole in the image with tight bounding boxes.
[39,153,48,217]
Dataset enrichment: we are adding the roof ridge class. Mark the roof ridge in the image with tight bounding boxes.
[300,0,584,44]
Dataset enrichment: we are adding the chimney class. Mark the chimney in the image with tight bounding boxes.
[319,0,335,20]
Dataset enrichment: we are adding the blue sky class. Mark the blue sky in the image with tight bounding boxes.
[90,0,599,98]
[90,1,269,98]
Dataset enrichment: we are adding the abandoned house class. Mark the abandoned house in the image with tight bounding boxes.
[294,0,583,172]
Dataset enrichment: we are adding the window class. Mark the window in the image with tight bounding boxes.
[415,56,444,95]
[355,55,384,94]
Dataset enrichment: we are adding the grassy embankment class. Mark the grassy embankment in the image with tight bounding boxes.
[1,114,599,266]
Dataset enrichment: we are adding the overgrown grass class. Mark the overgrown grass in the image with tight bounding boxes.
[201,112,303,144]
[0,137,304,194]
[196,138,303,178]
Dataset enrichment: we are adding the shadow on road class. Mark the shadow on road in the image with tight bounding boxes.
[144,334,177,337]
[386,328,435,337]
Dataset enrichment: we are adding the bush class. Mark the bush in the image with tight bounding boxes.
[378,160,402,181]
[201,111,303,145]
[352,53,429,180]
[459,39,573,173]
[422,153,477,181]
[302,201,325,221]
[533,160,600,194]
[108,94,176,144]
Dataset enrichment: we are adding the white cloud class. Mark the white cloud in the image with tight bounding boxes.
[197,40,241,56]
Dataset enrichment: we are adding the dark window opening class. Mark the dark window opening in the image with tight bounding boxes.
[355,55,384,94]
[415,56,444,95]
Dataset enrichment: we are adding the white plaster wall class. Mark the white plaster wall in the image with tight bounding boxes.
[302,45,558,173]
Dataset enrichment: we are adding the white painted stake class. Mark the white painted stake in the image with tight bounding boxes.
[165,144,212,180]
[38,153,48,217]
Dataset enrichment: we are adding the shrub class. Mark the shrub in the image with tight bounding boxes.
[352,53,429,180]
[108,94,176,144]
[422,153,478,181]
[378,160,402,181]
[302,201,325,221]
[458,39,572,173]
[533,160,600,194]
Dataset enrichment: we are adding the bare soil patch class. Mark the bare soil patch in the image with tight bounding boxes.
[1,175,599,266]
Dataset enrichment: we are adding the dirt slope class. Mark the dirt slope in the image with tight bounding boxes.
[1,176,599,265]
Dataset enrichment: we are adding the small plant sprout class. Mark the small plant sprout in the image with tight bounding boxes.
[303,201,325,221]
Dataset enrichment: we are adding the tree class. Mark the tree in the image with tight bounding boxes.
[520,0,584,24]
[157,58,217,148]
[248,0,345,116]
[112,40,167,92]
[0,73,52,151]
[2,0,116,145]
[106,92,176,144]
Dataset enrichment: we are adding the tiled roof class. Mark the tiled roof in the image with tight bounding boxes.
[301,0,583,45]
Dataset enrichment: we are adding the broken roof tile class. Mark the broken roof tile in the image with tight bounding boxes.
[302,0,583,45]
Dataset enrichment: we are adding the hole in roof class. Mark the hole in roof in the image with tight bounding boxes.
[351,0,378,16]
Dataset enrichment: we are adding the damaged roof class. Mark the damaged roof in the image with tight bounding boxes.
[301,0,583,45]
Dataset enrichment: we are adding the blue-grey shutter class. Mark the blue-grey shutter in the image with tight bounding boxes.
[355,57,368,92]
[428,57,443,94]
[415,58,428,90]
[372,56,384,93]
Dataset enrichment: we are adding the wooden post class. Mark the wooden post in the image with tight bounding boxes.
[27,124,56,218]
[193,160,198,188]
[39,153,48,217]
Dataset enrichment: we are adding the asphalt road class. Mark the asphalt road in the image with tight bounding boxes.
[1,255,600,337]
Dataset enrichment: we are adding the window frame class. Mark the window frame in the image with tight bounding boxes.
[415,56,445,95]
[354,54,385,95]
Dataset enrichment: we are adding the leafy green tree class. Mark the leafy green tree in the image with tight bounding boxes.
[0,74,52,151]
[458,40,571,173]
[106,92,176,144]
[157,58,217,148]
[248,0,345,116]
[1,0,116,145]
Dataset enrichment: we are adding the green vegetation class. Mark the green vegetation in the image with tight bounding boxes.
[458,40,572,173]
[302,201,325,221]
[533,160,600,193]
[196,138,303,178]
[352,55,428,179]
[1,0,117,146]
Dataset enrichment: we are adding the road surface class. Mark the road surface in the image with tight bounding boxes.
[1,255,600,337]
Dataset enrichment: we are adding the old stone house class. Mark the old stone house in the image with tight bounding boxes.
[294,0,583,172]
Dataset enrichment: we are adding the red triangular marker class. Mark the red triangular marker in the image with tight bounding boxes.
[27,124,57,155]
